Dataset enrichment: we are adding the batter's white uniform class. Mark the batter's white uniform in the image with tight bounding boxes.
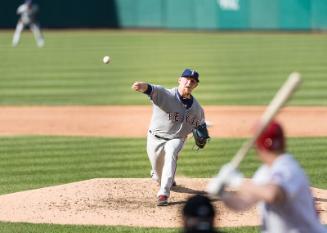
[12,1,44,47]
[146,85,205,197]
[253,153,326,233]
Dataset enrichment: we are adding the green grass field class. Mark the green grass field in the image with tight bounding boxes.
[1,136,326,195]
[0,30,326,232]
[0,222,260,233]
[0,30,327,105]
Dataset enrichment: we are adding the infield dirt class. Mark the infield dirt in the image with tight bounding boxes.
[0,106,327,137]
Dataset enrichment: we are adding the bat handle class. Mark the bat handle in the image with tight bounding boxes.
[230,138,255,169]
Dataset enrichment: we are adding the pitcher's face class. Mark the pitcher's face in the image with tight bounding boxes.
[178,77,198,96]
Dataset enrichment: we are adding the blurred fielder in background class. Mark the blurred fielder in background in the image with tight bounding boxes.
[132,68,208,206]
[182,194,221,233]
[12,0,45,47]
[212,121,326,233]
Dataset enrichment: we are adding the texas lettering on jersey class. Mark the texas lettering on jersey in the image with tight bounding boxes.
[168,112,200,127]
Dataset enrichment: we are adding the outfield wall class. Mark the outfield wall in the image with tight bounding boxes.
[1,0,327,30]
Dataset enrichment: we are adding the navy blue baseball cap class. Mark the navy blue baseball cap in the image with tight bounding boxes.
[181,69,200,83]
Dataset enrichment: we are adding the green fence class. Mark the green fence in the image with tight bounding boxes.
[1,0,327,30]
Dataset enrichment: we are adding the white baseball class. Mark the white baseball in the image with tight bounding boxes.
[103,56,111,64]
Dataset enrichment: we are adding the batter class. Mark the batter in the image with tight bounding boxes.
[218,121,326,233]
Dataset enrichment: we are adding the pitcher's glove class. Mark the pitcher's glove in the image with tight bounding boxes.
[193,123,210,149]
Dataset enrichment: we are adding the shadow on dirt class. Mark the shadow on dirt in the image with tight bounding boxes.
[171,185,206,195]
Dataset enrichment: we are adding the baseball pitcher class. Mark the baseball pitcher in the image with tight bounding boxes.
[132,68,209,206]
[12,0,45,47]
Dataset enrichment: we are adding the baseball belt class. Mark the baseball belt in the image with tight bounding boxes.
[149,130,171,141]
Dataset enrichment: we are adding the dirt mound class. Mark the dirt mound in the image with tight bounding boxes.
[0,178,326,228]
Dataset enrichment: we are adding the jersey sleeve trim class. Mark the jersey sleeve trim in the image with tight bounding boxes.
[144,84,153,96]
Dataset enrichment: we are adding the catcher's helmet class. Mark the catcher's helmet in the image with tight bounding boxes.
[183,194,215,219]
[183,194,215,232]
[256,121,285,152]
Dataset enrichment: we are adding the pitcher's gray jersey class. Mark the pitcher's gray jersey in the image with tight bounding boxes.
[148,85,205,139]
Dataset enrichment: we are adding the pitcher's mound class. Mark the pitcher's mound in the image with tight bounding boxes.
[0,178,325,228]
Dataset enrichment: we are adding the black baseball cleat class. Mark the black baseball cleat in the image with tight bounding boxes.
[157,195,168,206]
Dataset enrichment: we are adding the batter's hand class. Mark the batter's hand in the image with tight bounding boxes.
[207,163,243,197]
[132,82,148,93]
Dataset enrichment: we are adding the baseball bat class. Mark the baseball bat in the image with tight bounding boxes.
[207,72,302,196]
[230,72,302,169]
